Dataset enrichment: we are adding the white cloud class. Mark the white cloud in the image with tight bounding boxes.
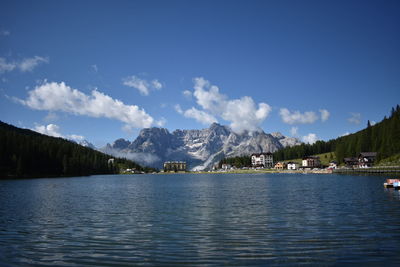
[122,75,163,96]
[34,124,63,138]
[279,108,319,124]
[341,132,350,137]
[0,58,16,73]
[19,56,49,72]
[348,113,361,124]
[0,56,48,73]
[319,109,330,122]
[184,77,271,133]
[290,126,298,136]
[175,103,218,126]
[183,107,217,125]
[370,120,376,126]
[68,134,85,142]
[19,81,154,129]
[174,104,183,114]
[222,96,270,133]
[91,64,98,73]
[152,79,162,90]
[302,133,318,144]
[44,112,59,122]
[182,90,192,99]
[193,77,226,114]
[104,148,160,166]
[34,123,86,143]
[156,117,167,127]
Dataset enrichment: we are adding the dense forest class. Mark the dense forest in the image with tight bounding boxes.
[0,121,155,178]
[219,105,400,167]
[274,105,400,163]
[218,156,251,169]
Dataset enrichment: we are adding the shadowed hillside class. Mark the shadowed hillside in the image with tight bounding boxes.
[0,121,154,178]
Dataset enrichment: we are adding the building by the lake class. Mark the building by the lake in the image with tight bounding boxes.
[344,152,377,168]
[302,156,321,168]
[221,163,232,170]
[251,152,273,168]
[163,161,187,172]
[287,162,299,170]
[358,152,377,168]
[274,162,286,170]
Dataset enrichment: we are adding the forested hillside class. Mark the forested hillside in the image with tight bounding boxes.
[219,106,400,167]
[273,105,400,163]
[218,156,251,169]
[0,121,154,178]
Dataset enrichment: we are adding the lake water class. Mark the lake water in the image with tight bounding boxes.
[1,173,400,266]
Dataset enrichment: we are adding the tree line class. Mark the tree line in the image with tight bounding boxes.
[219,105,400,167]
[218,156,251,168]
[274,105,400,164]
[0,121,155,178]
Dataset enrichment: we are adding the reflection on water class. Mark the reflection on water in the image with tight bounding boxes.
[1,174,400,266]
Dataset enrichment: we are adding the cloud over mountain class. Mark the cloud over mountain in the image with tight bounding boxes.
[33,123,93,148]
[279,108,330,125]
[19,82,154,129]
[178,77,271,133]
[34,123,63,138]
[279,108,319,124]
[302,133,319,144]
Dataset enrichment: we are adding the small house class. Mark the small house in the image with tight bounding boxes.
[358,152,377,168]
[302,156,321,168]
[274,162,286,170]
[287,162,299,170]
[221,164,232,170]
[344,157,358,168]
[328,161,337,169]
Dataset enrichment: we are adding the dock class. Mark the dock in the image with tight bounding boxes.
[334,166,400,175]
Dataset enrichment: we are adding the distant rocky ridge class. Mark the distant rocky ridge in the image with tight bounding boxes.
[75,139,96,149]
[270,132,302,148]
[101,123,302,171]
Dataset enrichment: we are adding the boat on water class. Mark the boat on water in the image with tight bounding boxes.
[384,179,400,189]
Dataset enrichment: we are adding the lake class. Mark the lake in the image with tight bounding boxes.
[1,173,400,266]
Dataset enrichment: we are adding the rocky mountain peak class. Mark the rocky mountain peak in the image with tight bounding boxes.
[271,132,285,139]
[112,138,131,150]
[101,124,302,171]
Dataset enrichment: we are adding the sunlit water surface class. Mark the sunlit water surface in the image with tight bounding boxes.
[1,173,400,266]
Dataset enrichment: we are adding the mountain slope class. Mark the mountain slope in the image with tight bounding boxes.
[272,105,400,164]
[102,123,301,171]
[0,121,148,178]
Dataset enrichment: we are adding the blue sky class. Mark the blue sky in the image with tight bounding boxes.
[1,0,399,147]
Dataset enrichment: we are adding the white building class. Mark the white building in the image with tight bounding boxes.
[328,162,337,169]
[302,156,321,168]
[251,152,273,168]
[287,162,299,170]
[221,164,232,170]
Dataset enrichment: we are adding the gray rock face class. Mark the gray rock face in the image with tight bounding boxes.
[271,132,303,147]
[101,123,301,171]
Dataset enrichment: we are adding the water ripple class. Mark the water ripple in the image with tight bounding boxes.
[1,174,400,266]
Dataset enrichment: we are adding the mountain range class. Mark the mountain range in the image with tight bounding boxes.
[100,123,301,171]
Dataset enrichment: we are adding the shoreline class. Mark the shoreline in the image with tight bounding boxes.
[162,169,334,175]
[162,167,400,175]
